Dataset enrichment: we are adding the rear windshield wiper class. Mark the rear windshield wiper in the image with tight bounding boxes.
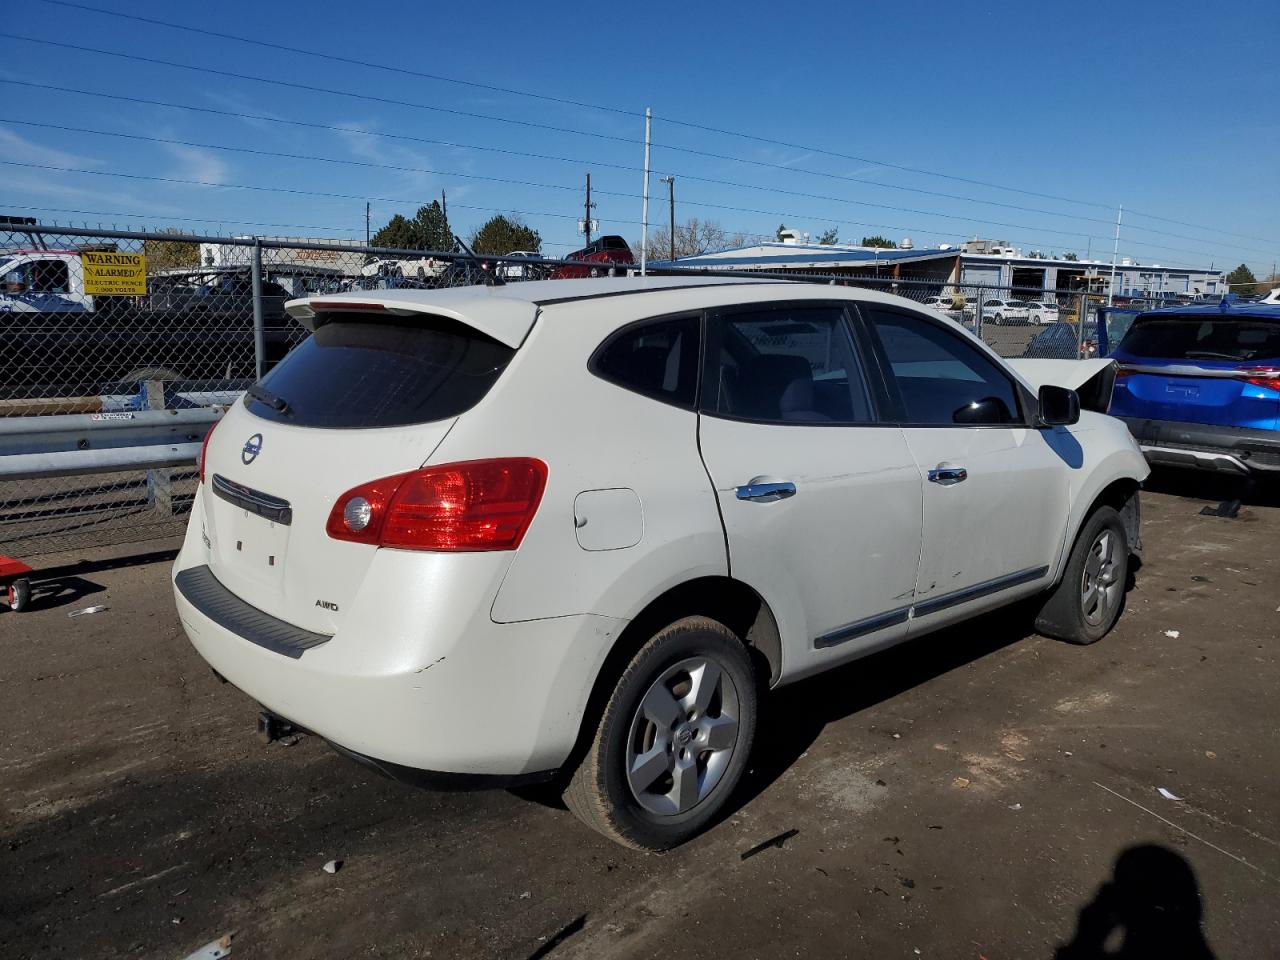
[247,382,291,414]
[1184,350,1245,360]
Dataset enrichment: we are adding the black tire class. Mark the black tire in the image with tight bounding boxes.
[994,313,1004,325]
[8,578,31,612]
[1035,506,1129,645]
[563,616,757,850]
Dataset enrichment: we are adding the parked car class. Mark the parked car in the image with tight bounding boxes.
[1109,301,1280,477]
[551,235,634,279]
[1023,321,1097,359]
[981,298,1032,325]
[1026,301,1060,325]
[497,250,550,281]
[175,277,1148,849]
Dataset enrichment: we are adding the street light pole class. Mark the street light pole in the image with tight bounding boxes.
[660,175,675,262]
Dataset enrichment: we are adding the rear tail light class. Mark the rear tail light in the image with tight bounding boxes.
[197,419,219,485]
[1237,367,1280,390]
[326,458,548,552]
[1114,366,1135,380]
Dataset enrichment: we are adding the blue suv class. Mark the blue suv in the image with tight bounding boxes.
[1108,300,1280,476]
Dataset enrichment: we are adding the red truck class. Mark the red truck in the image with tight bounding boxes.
[550,235,634,279]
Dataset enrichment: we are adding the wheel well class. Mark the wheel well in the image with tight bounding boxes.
[1085,477,1142,551]
[559,577,781,783]
[616,577,781,685]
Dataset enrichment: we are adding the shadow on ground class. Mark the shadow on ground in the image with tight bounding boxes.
[1143,466,1280,508]
[1055,844,1216,959]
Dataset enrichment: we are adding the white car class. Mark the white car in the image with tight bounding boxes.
[173,277,1148,849]
[1027,301,1060,325]
[981,298,1032,325]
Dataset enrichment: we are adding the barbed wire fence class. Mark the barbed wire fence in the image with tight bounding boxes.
[2,222,1141,556]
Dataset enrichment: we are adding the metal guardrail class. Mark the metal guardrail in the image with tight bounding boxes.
[0,407,222,480]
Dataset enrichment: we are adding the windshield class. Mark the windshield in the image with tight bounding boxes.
[246,314,514,428]
[1118,313,1280,361]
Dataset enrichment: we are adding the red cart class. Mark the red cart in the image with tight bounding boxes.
[1,556,33,612]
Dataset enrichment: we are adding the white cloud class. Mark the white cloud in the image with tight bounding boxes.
[0,126,102,169]
[163,144,230,185]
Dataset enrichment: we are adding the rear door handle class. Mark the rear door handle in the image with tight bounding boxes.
[735,479,797,502]
[927,464,967,485]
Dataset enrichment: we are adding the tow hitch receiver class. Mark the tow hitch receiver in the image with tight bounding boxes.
[257,710,300,744]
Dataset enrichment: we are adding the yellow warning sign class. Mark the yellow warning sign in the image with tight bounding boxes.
[81,251,147,295]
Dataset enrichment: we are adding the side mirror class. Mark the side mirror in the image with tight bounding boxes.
[4,271,27,294]
[1038,384,1080,427]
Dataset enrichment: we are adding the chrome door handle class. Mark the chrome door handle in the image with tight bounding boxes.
[735,480,797,502]
[927,464,967,485]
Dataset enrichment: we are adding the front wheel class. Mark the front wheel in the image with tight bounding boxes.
[563,616,757,850]
[1035,506,1129,644]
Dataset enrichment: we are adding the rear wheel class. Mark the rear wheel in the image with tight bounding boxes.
[993,313,1004,325]
[563,616,757,850]
[1035,506,1129,644]
[7,578,31,612]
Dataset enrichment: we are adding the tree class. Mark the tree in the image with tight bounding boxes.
[370,213,416,249]
[469,215,541,256]
[143,228,200,271]
[817,227,839,245]
[1225,263,1259,293]
[860,235,897,249]
[1061,252,1079,261]
[369,202,453,252]
[648,218,734,259]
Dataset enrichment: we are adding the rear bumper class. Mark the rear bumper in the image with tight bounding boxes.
[1119,417,1280,475]
[172,511,625,778]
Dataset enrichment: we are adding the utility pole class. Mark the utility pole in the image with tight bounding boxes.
[583,173,594,247]
[365,202,370,246]
[441,190,447,224]
[641,107,651,275]
[660,175,675,262]
[1107,205,1123,306]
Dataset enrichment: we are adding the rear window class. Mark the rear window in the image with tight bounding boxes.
[245,314,514,428]
[1118,313,1280,361]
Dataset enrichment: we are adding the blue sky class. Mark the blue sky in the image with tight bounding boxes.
[2,0,1277,272]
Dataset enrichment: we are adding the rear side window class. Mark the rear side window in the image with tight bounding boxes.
[1118,313,1280,361]
[706,305,874,424]
[591,315,700,408]
[245,314,514,428]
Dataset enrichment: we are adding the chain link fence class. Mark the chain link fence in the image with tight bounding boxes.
[2,222,1137,556]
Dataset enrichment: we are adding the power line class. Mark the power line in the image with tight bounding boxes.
[4,160,1240,270]
[31,0,640,120]
[0,203,363,233]
[22,1,1278,248]
[13,117,1274,265]
[0,202,589,247]
[9,38,1275,256]
[0,160,643,226]
[4,80,1131,233]
[0,33,645,147]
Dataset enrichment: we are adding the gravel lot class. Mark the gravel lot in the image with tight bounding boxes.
[2,476,1277,960]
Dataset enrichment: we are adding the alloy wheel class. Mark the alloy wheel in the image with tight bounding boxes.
[624,657,741,816]
[1081,529,1122,626]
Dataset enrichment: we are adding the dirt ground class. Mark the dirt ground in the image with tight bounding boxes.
[2,473,1278,960]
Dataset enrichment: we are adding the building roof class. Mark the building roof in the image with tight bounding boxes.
[648,241,1223,278]
[649,242,957,270]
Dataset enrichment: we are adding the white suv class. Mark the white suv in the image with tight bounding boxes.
[174,277,1148,849]
[981,298,1032,325]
